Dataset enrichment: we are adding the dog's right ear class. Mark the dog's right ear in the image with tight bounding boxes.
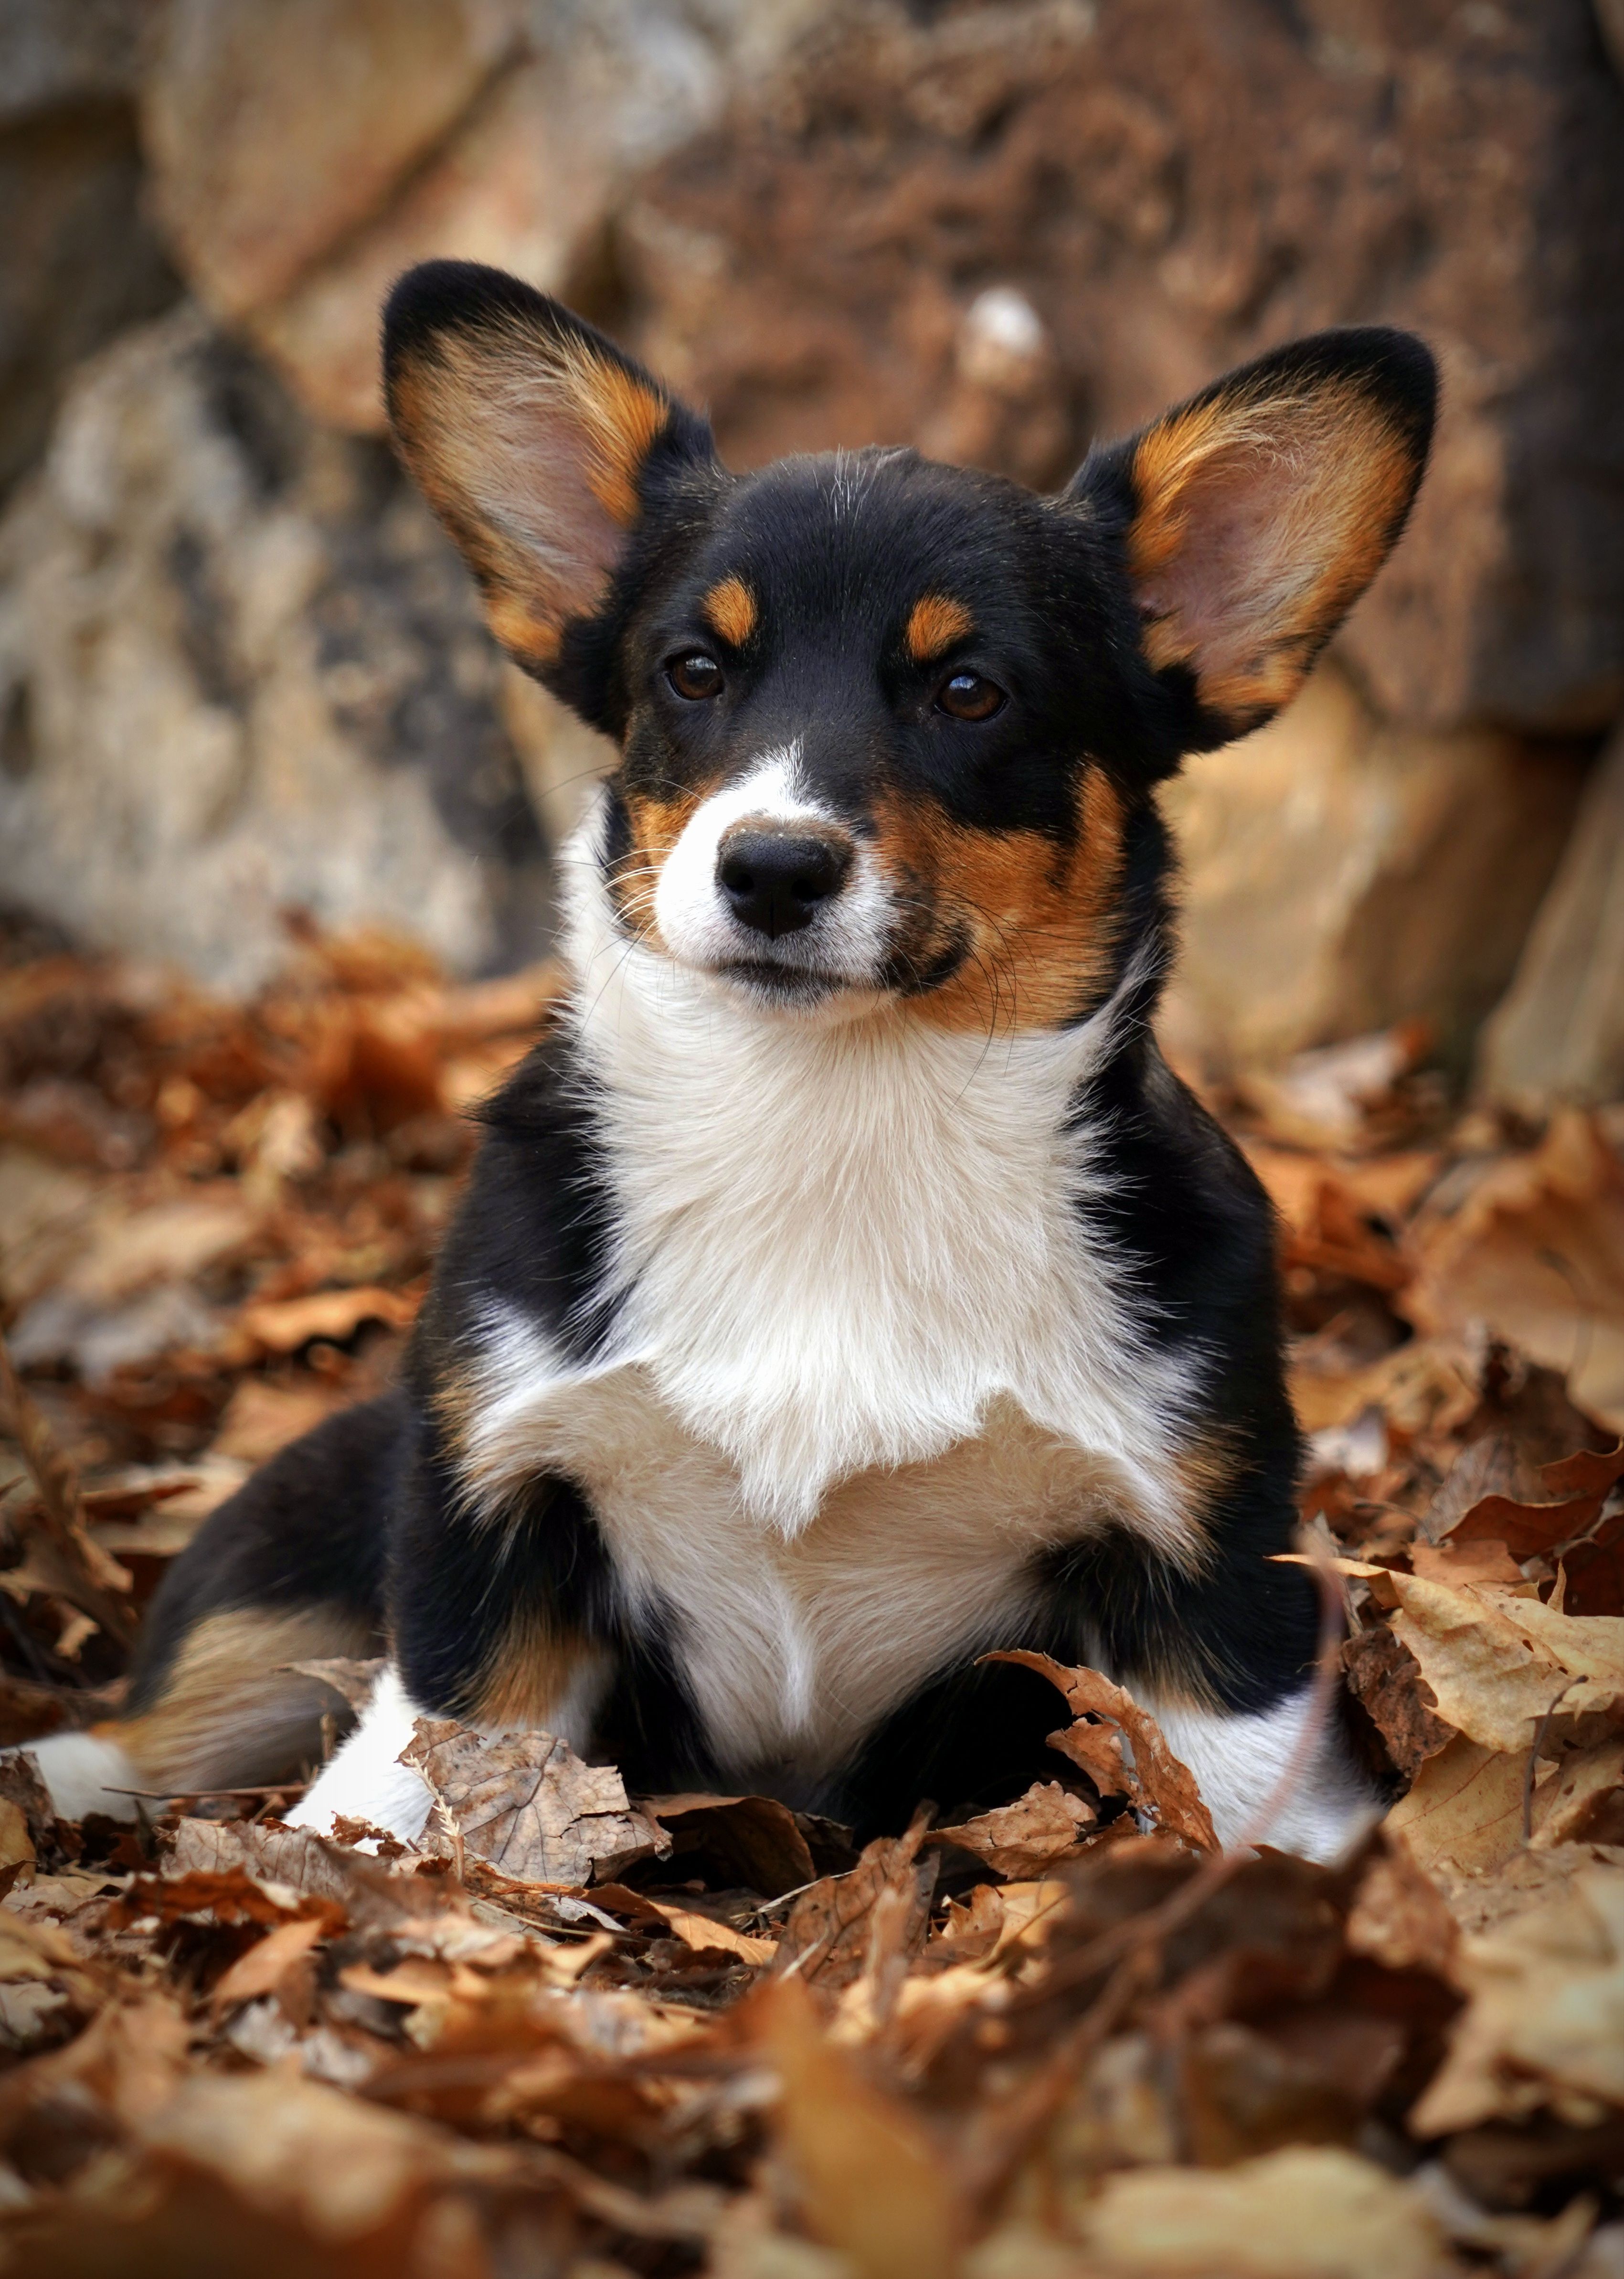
[384,261,715,681]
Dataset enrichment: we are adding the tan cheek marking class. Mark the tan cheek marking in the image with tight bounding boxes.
[875,767,1128,1034]
[905,594,976,662]
[702,575,758,649]
[603,786,712,947]
[116,1608,374,1790]
[560,338,669,527]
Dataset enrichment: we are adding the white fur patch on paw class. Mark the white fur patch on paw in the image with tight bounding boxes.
[1143,1691,1382,1864]
[287,1665,433,1846]
[9,1732,140,1822]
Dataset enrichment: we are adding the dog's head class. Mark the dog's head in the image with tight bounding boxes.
[386,262,1434,1032]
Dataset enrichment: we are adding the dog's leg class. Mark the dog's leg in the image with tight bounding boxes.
[292,1448,620,1841]
[287,1665,436,1842]
[1136,1690,1380,1862]
[10,1395,395,1820]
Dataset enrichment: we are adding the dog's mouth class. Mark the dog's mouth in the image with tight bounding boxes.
[711,957,856,1007]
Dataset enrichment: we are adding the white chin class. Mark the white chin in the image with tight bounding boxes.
[700,958,887,1022]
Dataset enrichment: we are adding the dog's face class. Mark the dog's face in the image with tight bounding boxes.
[387,263,1434,1033]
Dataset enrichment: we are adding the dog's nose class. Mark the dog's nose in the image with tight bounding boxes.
[717,829,852,939]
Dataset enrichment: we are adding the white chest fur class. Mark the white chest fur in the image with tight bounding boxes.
[453,835,1202,1779]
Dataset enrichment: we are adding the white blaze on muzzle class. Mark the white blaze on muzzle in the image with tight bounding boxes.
[651,747,892,984]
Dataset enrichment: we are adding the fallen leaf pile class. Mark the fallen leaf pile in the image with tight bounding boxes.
[2,925,1624,2275]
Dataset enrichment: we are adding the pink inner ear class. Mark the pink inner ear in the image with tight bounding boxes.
[475,402,628,624]
[1132,388,1403,724]
[1138,437,1342,689]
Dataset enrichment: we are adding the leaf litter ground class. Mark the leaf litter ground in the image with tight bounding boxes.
[1,919,1623,2278]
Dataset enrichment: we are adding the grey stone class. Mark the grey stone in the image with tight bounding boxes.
[0,0,177,496]
[0,307,554,992]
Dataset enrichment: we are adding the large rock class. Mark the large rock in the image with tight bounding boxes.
[0,0,178,496]
[1157,663,1586,1075]
[624,0,1624,735]
[1476,723,1624,1110]
[141,0,823,432]
[0,308,558,992]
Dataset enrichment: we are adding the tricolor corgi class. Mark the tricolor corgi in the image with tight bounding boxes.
[26,263,1434,1861]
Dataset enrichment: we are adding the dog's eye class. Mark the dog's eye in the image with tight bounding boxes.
[668,652,724,702]
[936,671,1004,722]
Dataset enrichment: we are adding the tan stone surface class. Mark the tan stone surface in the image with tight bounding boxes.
[1159,662,1584,1072]
[141,0,516,321]
[1477,723,1624,1109]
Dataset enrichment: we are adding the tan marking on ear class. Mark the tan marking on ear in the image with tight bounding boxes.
[905,594,975,663]
[1129,380,1417,731]
[701,575,758,649]
[876,764,1128,1035]
[116,1607,374,1791]
[388,320,675,674]
[556,333,670,528]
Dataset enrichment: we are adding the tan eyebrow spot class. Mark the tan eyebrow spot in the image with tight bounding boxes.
[905,594,975,662]
[701,575,758,648]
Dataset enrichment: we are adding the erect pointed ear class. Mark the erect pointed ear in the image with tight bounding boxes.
[383,260,715,680]
[1077,328,1436,748]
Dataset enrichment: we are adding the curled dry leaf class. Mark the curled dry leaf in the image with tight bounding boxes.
[1412,1861,1624,2135]
[1383,1574,1577,1754]
[641,1789,825,1896]
[932,1780,1097,1880]
[1402,1109,1624,1431]
[403,1715,670,1886]
[1344,1837,1461,1977]
[1387,1735,1530,1878]
[993,1651,1220,1852]
[1342,1622,1455,1779]
[1072,2143,1446,2279]
[755,1975,964,2279]
[775,1817,937,1994]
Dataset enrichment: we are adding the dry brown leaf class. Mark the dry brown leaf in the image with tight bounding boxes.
[1412,1862,1624,2134]
[932,1780,1097,1879]
[774,1819,937,1995]
[288,1655,387,1712]
[646,1902,776,1966]
[1342,1622,1455,1779]
[1384,1573,1573,1752]
[994,1651,1220,1851]
[211,1913,330,2019]
[403,1715,670,1885]
[1073,2144,1446,2279]
[0,1797,35,1898]
[1344,1839,1460,1976]
[641,1790,822,1896]
[756,1976,964,2279]
[1404,1109,1624,1429]
[212,1377,349,1462]
[1386,1733,1528,1877]
[138,2066,518,2245]
[234,1283,420,1353]
[1531,1730,1624,1848]
[1488,1592,1624,1715]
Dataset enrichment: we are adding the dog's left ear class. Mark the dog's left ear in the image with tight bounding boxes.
[1075,328,1436,747]
[384,260,716,687]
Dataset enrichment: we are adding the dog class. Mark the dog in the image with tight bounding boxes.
[23,262,1435,1860]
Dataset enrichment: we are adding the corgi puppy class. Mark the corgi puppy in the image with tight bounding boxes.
[25,264,1434,1860]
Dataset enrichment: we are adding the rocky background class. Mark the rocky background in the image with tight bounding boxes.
[1,0,1623,1095]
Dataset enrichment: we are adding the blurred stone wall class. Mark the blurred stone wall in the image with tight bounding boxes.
[0,0,1620,1091]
